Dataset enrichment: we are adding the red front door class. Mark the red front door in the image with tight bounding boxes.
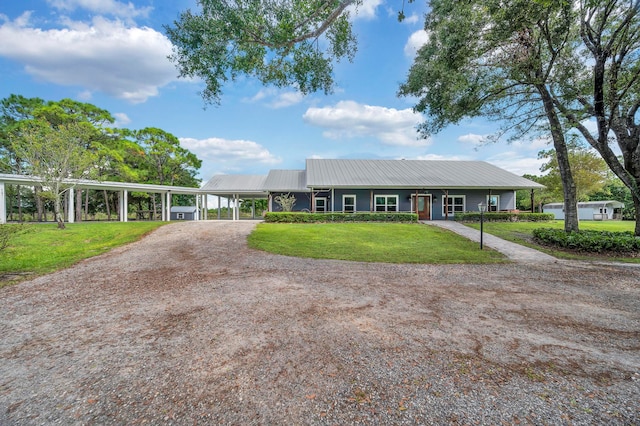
[417,195,431,220]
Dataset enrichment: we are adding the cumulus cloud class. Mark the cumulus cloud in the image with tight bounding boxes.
[47,0,152,20]
[0,13,176,103]
[404,30,429,57]
[247,88,304,108]
[487,152,545,176]
[303,100,428,147]
[458,133,487,146]
[113,112,131,126]
[179,137,281,165]
[349,0,384,20]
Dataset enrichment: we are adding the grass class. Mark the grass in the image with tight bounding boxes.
[247,222,507,264]
[464,220,640,263]
[0,221,166,287]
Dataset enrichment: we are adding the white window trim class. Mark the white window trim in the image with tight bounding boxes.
[177,212,185,220]
[315,197,327,213]
[487,194,500,212]
[343,194,356,212]
[374,194,399,212]
[442,195,466,216]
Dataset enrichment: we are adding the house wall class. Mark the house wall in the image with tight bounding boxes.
[270,192,312,212]
[270,188,517,218]
[170,211,196,220]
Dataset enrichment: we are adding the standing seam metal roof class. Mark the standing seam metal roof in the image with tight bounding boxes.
[305,159,544,189]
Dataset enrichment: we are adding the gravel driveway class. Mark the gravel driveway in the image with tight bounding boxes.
[0,220,638,425]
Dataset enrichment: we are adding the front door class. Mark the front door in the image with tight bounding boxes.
[417,195,431,220]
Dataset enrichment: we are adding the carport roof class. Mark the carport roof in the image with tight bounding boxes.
[200,174,268,197]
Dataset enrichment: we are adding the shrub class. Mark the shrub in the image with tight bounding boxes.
[532,228,640,254]
[0,224,32,252]
[455,212,555,222]
[264,212,418,223]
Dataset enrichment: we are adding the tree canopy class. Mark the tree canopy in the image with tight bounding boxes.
[165,0,362,104]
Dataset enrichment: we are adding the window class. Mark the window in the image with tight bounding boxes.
[177,213,185,220]
[343,195,356,212]
[599,208,607,214]
[315,197,327,213]
[375,195,398,212]
[487,195,500,212]
[443,196,465,215]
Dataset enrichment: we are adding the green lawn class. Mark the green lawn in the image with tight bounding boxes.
[465,220,640,262]
[0,221,166,287]
[247,222,507,264]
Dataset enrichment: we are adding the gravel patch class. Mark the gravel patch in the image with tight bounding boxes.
[0,220,638,424]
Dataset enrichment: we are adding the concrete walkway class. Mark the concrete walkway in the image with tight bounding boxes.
[426,220,559,263]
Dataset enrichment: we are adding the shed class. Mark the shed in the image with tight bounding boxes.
[543,200,625,220]
[170,206,199,221]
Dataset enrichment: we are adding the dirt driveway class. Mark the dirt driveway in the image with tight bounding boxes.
[0,221,638,424]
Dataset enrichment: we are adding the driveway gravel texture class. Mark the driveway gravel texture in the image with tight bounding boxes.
[0,220,638,425]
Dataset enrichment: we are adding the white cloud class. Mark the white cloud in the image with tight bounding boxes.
[246,88,304,108]
[113,112,131,126]
[349,0,384,20]
[401,14,421,25]
[411,153,469,161]
[179,137,281,165]
[458,133,487,146]
[487,152,545,176]
[0,14,176,103]
[47,0,152,20]
[404,30,428,58]
[303,100,428,147]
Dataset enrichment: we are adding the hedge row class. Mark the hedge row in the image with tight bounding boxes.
[533,228,640,254]
[455,212,555,222]
[264,212,418,223]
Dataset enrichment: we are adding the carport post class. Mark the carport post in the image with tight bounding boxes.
[0,182,6,224]
[67,187,75,223]
[165,191,172,221]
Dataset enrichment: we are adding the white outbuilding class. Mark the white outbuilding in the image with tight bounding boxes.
[543,200,625,221]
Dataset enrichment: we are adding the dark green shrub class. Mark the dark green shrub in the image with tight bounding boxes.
[532,228,640,254]
[455,212,555,222]
[264,212,418,223]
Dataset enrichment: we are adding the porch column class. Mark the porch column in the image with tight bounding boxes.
[218,196,221,219]
[195,193,201,220]
[227,197,231,219]
[68,187,75,223]
[165,192,172,221]
[118,190,128,222]
[161,192,166,221]
[0,182,6,224]
[204,195,208,220]
[331,188,335,212]
[252,198,255,219]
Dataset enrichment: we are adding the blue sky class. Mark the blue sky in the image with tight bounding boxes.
[0,0,548,183]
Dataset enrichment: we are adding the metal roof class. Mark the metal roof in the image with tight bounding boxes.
[200,174,267,197]
[0,173,202,194]
[263,170,308,192]
[544,200,625,209]
[305,159,544,189]
[170,206,198,213]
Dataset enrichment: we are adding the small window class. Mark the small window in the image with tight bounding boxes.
[177,213,185,220]
[443,196,465,215]
[487,195,500,212]
[375,195,398,212]
[599,208,607,214]
[315,197,327,213]
[343,195,356,212]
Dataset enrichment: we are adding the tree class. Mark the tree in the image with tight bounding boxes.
[398,0,582,231]
[537,139,610,202]
[165,0,362,104]
[549,0,640,235]
[12,121,97,229]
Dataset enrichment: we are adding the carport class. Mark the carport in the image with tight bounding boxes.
[0,173,204,224]
[199,175,268,221]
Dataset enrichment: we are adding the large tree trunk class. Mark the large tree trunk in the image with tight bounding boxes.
[537,84,579,232]
[75,189,83,222]
[35,185,44,222]
[54,191,65,230]
[103,190,111,221]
